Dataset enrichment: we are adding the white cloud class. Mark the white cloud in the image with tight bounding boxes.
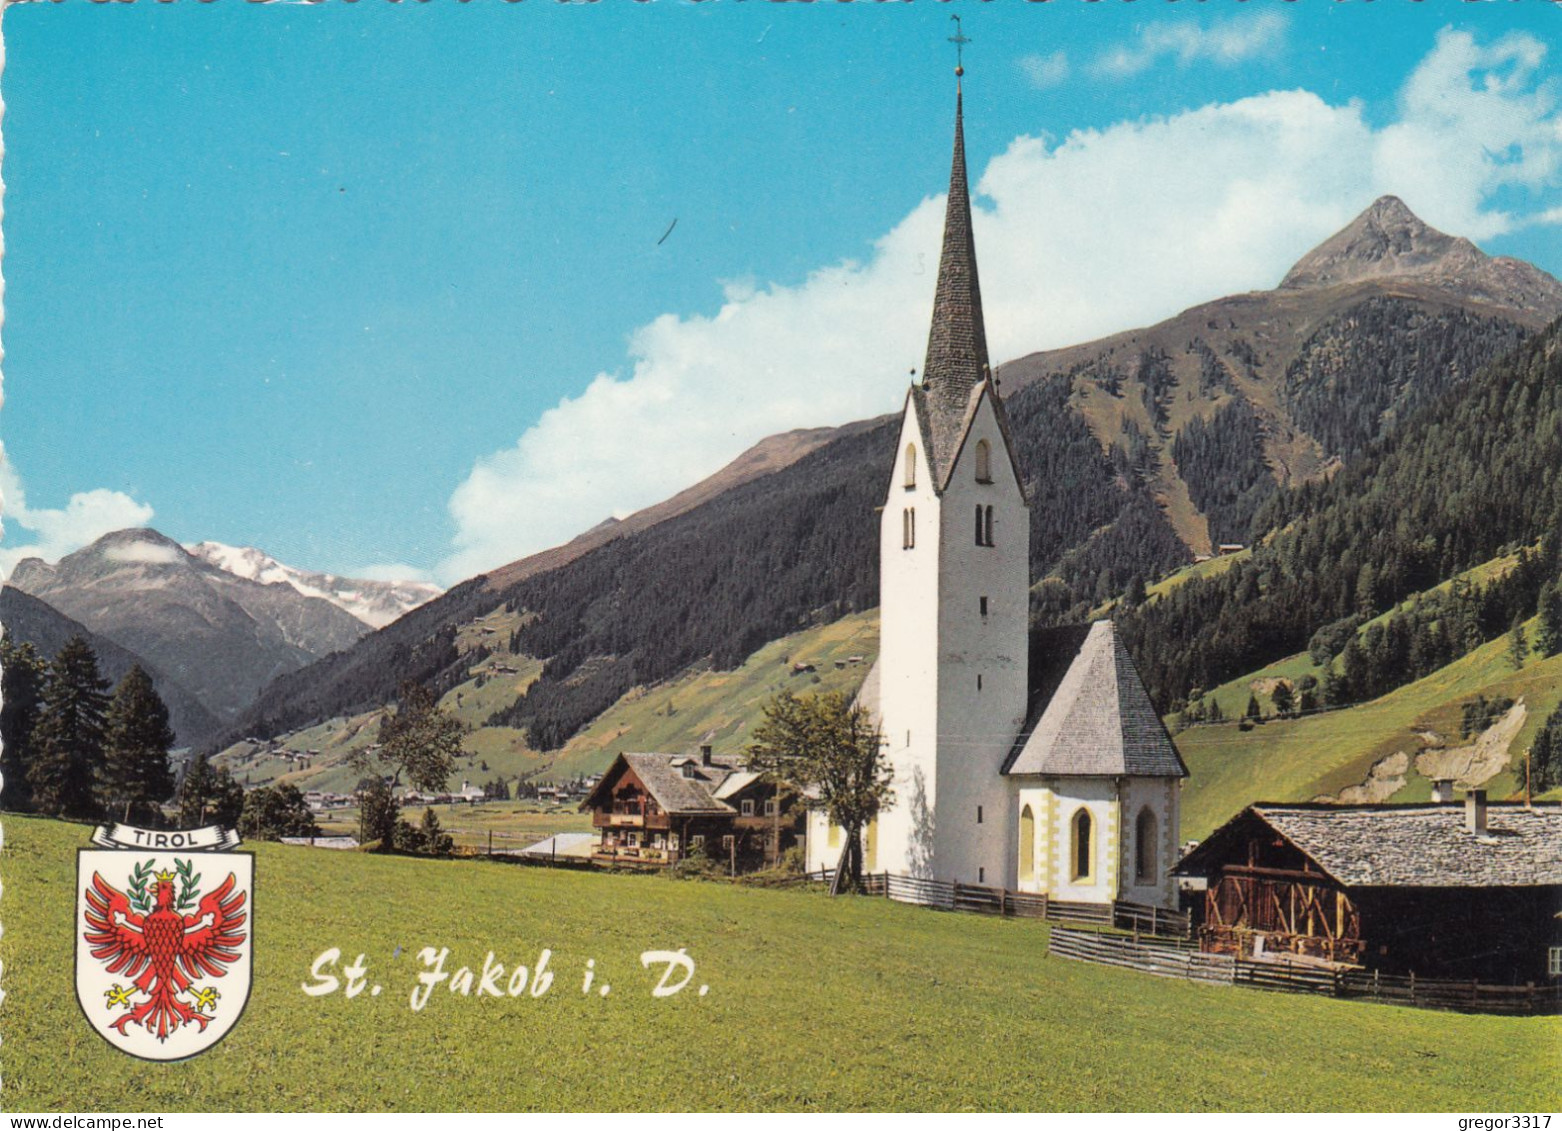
[1019,51,1070,91]
[0,445,156,578]
[1093,11,1287,80]
[438,29,1562,585]
[103,539,182,566]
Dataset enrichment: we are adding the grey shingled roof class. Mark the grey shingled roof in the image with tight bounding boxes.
[583,752,739,816]
[1002,620,1188,779]
[1196,804,1562,889]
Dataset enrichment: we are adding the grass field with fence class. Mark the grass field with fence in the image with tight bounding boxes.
[6,815,1558,1111]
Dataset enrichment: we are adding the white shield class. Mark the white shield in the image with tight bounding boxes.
[76,847,254,1061]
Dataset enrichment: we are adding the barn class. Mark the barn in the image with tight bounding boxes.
[1174,793,1562,983]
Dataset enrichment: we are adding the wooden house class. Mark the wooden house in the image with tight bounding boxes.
[1174,793,1562,982]
[580,745,800,870]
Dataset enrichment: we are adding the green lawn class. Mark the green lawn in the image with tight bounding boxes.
[6,815,1557,1111]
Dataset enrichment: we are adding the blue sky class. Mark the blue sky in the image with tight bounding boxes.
[3,2,1560,585]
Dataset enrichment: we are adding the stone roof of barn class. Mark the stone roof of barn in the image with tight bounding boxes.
[1177,803,1562,889]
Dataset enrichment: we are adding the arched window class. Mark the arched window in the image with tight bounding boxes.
[1018,805,1036,882]
[1071,808,1094,883]
[975,439,992,483]
[903,507,916,550]
[984,505,995,547]
[904,444,917,489]
[1135,807,1158,884]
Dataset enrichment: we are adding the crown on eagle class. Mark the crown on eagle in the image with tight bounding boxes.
[155,868,177,884]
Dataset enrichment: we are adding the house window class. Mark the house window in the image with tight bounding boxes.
[1018,805,1036,882]
[904,444,917,489]
[1071,808,1094,883]
[1549,947,1562,977]
[1135,807,1158,884]
[903,507,916,550]
[681,763,696,779]
[741,799,755,816]
[979,596,988,618]
[764,799,777,817]
[668,834,680,851]
[722,835,734,851]
[977,805,983,824]
[975,438,992,483]
[691,835,705,848]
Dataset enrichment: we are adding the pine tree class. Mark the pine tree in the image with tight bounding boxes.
[0,639,48,813]
[101,666,176,824]
[1508,614,1530,670]
[1244,693,1262,722]
[1271,682,1295,717]
[177,754,244,828]
[1535,579,1562,659]
[27,636,109,819]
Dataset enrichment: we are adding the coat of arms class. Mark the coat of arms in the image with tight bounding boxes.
[75,823,253,1061]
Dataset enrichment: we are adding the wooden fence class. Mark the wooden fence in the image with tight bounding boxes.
[1047,926,1562,1015]
[807,870,1189,938]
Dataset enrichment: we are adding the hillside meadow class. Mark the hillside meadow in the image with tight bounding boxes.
[4,815,1558,1112]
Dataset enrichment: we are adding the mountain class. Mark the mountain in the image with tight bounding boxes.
[0,585,221,747]
[1278,196,1562,313]
[213,198,1562,766]
[10,529,371,724]
[186,542,441,629]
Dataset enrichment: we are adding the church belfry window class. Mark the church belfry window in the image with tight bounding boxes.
[976,505,995,546]
[904,444,917,489]
[1071,808,1094,883]
[975,439,992,483]
[903,507,916,549]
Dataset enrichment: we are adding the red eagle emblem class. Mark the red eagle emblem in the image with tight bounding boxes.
[82,866,248,1042]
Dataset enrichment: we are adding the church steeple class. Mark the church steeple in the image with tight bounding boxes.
[921,82,991,418]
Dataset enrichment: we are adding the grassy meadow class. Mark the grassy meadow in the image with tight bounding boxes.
[5,814,1558,1112]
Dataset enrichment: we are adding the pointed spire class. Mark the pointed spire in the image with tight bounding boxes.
[921,83,991,417]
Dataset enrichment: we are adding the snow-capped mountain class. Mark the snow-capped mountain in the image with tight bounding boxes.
[187,541,441,629]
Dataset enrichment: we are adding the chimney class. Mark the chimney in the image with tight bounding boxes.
[1431,779,1456,804]
[700,744,713,767]
[1464,789,1488,835]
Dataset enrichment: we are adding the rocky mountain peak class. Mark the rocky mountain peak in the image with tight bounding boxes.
[1279,195,1562,317]
[1280,196,1480,291]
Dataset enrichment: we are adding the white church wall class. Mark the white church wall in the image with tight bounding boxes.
[873,408,945,878]
[931,393,1029,887]
[1043,777,1120,905]
[1114,776,1181,909]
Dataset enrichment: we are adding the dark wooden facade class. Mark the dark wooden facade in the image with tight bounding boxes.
[583,754,801,871]
[1177,804,1562,983]
[1195,819,1365,964]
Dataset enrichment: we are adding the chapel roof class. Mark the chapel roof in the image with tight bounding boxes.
[1002,620,1188,779]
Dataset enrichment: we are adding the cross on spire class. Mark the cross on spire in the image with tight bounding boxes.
[948,15,970,78]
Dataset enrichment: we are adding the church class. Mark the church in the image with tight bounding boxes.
[804,79,1188,909]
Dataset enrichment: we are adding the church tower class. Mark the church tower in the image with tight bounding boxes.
[872,78,1031,886]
